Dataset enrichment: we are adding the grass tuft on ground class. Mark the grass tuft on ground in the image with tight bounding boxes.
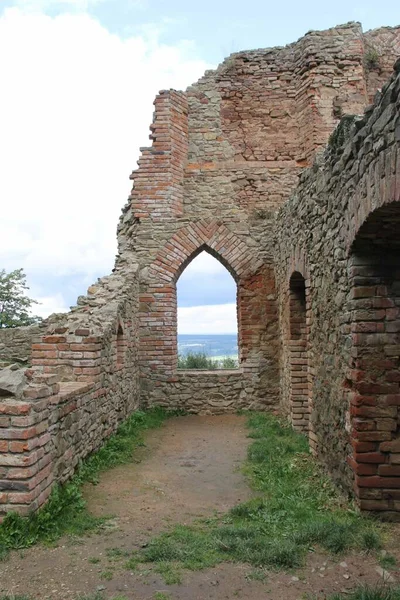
[136,412,383,571]
[327,585,400,599]
[0,408,175,559]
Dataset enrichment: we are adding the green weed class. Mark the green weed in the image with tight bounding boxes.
[245,567,268,582]
[137,412,383,571]
[0,408,173,559]
[154,561,183,584]
[154,593,171,600]
[75,594,104,600]
[329,584,400,599]
[100,569,113,580]
[379,554,397,570]
[106,547,130,561]
[0,596,32,600]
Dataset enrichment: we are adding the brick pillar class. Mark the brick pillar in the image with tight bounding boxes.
[348,254,400,513]
[130,90,188,221]
[0,370,58,517]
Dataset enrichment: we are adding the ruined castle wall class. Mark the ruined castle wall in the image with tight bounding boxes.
[275,60,400,511]
[2,22,400,517]
[0,268,140,517]
[0,324,42,365]
[364,27,400,102]
[121,22,400,414]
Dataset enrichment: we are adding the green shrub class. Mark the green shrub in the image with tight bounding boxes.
[178,352,238,370]
[178,351,217,369]
[365,47,381,71]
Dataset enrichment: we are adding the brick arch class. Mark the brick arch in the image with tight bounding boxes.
[149,219,260,284]
[345,143,399,253]
[138,219,273,388]
[285,250,310,285]
[346,200,400,512]
[176,243,239,284]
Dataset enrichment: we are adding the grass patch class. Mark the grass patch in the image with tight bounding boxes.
[106,547,130,562]
[379,554,397,570]
[245,567,268,582]
[328,585,400,599]
[154,561,183,584]
[100,569,113,580]
[0,596,32,600]
[0,408,174,559]
[135,412,382,571]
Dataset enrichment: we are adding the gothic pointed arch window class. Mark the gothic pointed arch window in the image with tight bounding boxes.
[176,248,239,369]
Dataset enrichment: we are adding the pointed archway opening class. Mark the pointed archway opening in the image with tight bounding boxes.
[176,249,239,370]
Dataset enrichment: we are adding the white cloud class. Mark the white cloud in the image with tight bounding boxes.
[180,252,230,276]
[178,303,237,335]
[33,292,70,318]
[13,0,107,12]
[0,7,210,316]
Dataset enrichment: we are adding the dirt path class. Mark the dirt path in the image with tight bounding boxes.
[1,415,399,600]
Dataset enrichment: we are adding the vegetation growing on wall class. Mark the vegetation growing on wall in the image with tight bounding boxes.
[364,46,381,71]
[327,114,359,153]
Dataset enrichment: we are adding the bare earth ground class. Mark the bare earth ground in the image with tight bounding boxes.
[1,415,399,600]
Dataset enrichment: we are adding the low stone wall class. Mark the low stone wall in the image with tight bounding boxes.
[0,325,42,365]
[145,370,262,414]
[0,267,140,517]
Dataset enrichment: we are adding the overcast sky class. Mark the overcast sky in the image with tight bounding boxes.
[1,0,399,333]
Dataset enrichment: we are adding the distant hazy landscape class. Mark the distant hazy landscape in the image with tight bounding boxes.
[177,334,238,360]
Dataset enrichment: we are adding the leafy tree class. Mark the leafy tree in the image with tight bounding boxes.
[0,268,42,328]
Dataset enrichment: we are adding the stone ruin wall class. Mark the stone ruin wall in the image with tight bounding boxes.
[0,324,43,366]
[0,267,140,517]
[122,22,399,413]
[0,21,400,517]
[275,59,400,513]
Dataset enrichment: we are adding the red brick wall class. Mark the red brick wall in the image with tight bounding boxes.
[348,205,400,513]
[276,60,400,514]
[288,273,310,432]
[124,23,400,414]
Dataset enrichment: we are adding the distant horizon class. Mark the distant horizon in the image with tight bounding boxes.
[178,332,238,358]
[178,332,237,335]
[178,332,238,336]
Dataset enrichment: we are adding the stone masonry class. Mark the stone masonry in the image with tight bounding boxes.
[1,22,400,517]
[0,324,42,366]
[275,58,400,515]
